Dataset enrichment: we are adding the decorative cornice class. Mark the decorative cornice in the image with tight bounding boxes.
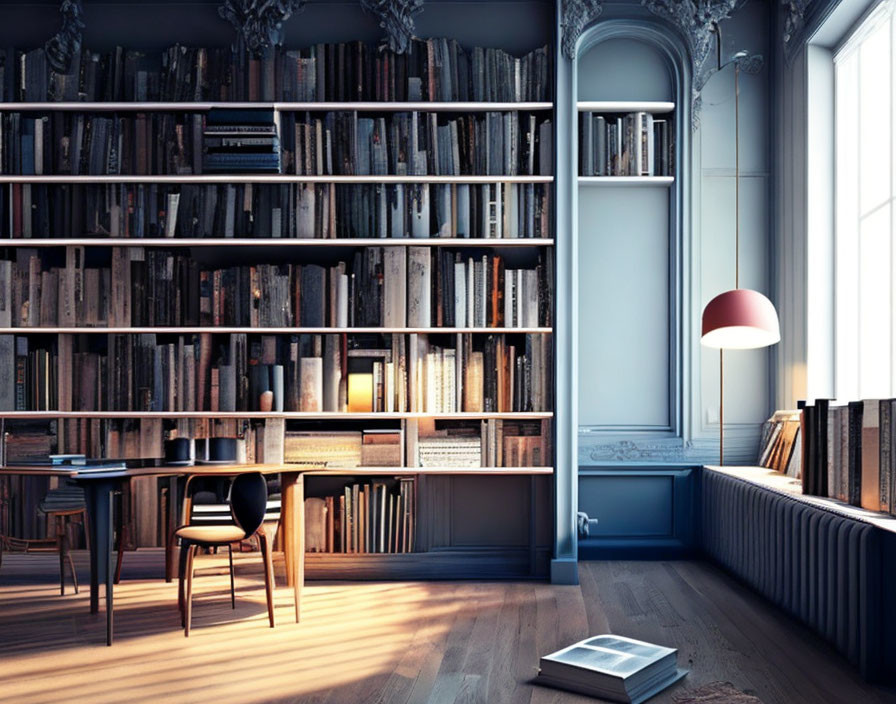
[560,0,604,60]
[360,0,425,55]
[44,0,85,74]
[782,0,813,43]
[640,0,750,129]
[218,0,307,57]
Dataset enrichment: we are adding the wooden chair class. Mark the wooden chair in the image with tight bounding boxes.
[0,482,88,595]
[175,472,276,636]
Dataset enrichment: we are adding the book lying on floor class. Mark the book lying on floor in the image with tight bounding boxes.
[535,634,687,704]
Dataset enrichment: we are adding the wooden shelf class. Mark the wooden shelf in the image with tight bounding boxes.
[0,326,552,335]
[0,101,554,112]
[0,411,553,420]
[301,466,553,475]
[0,174,554,184]
[576,101,675,113]
[578,176,674,187]
[0,237,555,248]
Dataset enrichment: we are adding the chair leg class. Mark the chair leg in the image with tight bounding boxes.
[178,542,188,625]
[259,532,275,629]
[66,539,79,595]
[165,526,177,584]
[81,509,90,553]
[184,544,197,637]
[60,515,79,595]
[228,544,236,609]
[56,515,66,596]
[114,523,127,585]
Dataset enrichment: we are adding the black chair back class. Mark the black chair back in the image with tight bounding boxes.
[229,472,267,538]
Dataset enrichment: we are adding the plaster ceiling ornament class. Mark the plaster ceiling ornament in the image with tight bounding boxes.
[218,0,307,57]
[360,0,425,55]
[782,0,814,62]
[44,0,85,74]
[641,0,750,128]
[560,0,604,60]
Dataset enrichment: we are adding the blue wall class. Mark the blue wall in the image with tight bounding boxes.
[569,1,776,558]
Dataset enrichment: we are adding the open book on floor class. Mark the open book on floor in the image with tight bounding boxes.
[535,634,687,704]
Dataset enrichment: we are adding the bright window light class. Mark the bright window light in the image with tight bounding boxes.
[832,0,896,399]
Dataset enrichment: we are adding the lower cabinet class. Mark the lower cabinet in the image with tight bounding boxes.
[577,466,697,559]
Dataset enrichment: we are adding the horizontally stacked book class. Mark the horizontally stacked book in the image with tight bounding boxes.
[4,182,552,240]
[579,111,674,177]
[7,39,550,103]
[758,399,896,516]
[304,478,416,554]
[202,108,281,174]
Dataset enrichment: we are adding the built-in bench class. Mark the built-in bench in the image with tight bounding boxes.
[699,466,896,682]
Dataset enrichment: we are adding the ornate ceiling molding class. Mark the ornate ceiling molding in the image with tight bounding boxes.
[782,0,822,63]
[361,0,425,55]
[641,0,751,128]
[218,0,307,57]
[44,0,85,73]
[560,0,604,60]
[782,0,813,44]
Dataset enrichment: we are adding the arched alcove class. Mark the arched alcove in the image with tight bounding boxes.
[573,22,690,449]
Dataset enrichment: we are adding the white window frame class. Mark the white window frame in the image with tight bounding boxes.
[806,0,896,402]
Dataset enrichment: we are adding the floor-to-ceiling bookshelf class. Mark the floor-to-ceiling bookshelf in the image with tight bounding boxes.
[0,6,556,578]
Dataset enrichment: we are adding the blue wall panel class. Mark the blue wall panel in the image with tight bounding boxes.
[578,467,696,558]
[580,475,673,536]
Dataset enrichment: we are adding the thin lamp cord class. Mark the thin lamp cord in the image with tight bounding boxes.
[735,61,740,290]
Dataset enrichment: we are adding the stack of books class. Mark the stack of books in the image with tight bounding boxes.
[203,109,281,174]
[535,635,686,703]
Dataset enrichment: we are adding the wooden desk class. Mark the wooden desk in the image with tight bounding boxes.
[0,463,304,645]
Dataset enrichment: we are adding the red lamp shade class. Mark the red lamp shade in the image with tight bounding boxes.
[701,288,781,349]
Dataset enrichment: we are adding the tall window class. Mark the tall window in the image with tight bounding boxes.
[834,0,896,399]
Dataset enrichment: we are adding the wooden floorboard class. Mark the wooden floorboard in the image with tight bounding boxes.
[0,551,894,704]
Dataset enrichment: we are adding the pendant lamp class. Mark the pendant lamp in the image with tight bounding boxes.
[700,48,780,465]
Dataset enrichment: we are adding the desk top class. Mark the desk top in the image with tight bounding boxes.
[0,463,290,479]
[705,465,896,535]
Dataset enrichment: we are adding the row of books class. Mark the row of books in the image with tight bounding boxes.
[304,477,417,554]
[1,109,551,177]
[1,112,202,176]
[3,182,553,240]
[759,399,896,516]
[284,110,552,176]
[579,111,674,177]
[796,399,896,515]
[284,418,550,468]
[8,39,550,103]
[0,247,552,329]
[0,332,552,414]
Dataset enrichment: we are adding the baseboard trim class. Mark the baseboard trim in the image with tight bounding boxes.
[550,557,579,585]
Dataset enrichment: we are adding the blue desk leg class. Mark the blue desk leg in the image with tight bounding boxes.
[106,488,114,646]
[85,484,99,614]
[84,480,115,645]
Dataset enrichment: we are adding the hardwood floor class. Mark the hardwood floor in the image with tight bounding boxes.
[0,550,893,704]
